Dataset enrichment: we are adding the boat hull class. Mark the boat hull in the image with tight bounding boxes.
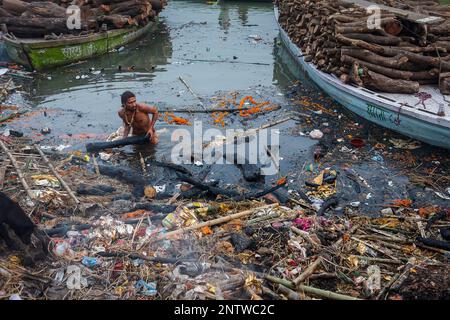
[275,8,450,150]
[3,21,155,71]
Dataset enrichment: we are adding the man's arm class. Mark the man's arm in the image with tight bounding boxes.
[138,104,159,136]
[122,125,131,138]
[118,110,131,138]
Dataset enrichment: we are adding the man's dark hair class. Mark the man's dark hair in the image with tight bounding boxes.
[121,91,136,106]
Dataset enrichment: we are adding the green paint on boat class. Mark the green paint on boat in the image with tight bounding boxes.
[3,21,156,71]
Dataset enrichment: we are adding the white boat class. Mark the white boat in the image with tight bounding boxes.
[274,7,450,150]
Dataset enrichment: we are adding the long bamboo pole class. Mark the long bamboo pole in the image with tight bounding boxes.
[178,75,206,110]
[155,204,277,241]
[265,275,362,300]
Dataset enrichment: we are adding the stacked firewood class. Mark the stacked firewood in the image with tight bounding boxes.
[277,0,450,94]
[0,0,167,38]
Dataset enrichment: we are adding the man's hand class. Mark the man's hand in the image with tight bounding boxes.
[146,127,155,139]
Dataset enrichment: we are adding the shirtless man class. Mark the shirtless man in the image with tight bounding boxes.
[118,91,159,144]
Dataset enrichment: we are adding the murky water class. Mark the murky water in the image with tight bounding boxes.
[2,0,449,211]
[7,0,316,169]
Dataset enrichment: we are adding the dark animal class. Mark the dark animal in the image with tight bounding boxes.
[0,191,36,248]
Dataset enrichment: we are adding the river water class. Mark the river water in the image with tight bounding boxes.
[3,0,449,212]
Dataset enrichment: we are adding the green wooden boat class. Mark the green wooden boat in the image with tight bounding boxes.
[2,21,156,71]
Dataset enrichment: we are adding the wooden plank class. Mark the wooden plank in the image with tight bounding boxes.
[341,0,445,25]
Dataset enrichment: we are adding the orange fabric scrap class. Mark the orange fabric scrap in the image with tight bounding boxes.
[201,226,213,235]
[237,96,276,117]
[164,112,191,125]
[122,210,150,219]
[391,199,412,207]
[277,176,287,185]
[211,111,229,127]
[418,206,438,218]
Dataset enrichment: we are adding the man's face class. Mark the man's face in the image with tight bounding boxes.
[125,97,137,110]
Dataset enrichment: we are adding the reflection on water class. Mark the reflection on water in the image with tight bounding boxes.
[31,21,173,102]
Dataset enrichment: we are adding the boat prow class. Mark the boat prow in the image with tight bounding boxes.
[274,7,450,150]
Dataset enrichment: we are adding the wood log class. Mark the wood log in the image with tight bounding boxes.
[439,72,450,95]
[380,47,450,71]
[20,11,39,18]
[350,61,363,86]
[341,55,437,80]
[335,18,402,35]
[149,0,163,12]
[0,17,67,29]
[27,2,67,18]
[341,48,409,69]
[111,6,146,17]
[0,8,14,17]
[86,135,150,153]
[2,0,28,15]
[336,34,384,54]
[110,0,149,13]
[97,14,132,28]
[416,236,450,251]
[433,41,450,51]
[359,67,420,93]
[345,33,401,46]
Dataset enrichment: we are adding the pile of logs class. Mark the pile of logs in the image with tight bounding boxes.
[0,0,167,38]
[277,0,450,94]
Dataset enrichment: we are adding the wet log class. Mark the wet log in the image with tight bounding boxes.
[76,184,116,196]
[147,160,192,176]
[359,67,420,94]
[416,236,450,251]
[86,135,150,153]
[176,173,286,201]
[98,164,149,186]
[239,163,262,182]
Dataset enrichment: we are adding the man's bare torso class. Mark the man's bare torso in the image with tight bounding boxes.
[118,104,150,136]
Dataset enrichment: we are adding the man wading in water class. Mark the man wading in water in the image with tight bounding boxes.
[118,91,159,144]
